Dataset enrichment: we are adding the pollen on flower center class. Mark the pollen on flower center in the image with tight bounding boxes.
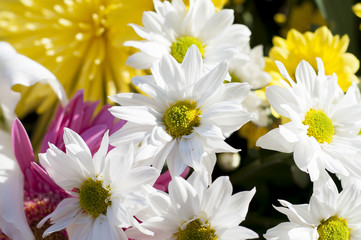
[163,100,201,138]
[174,219,218,240]
[79,178,111,218]
[171,36,205,63]
[302,109,334,144]
[317,216,350,240]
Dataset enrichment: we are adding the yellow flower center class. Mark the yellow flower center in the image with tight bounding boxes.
[317,216,350,240]
[79,179,111,218]
[303,109,334,144]
[174,219,218,240]
[170,36,205,63]
[163,100,201,138]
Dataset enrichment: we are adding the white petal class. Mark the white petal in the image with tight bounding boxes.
[221,226,258,240]
[217,188,256,226]
[181,45,203,89]
[63,128,93,174]
[39,198,82,237]
[199,9,234,40]
[0,130,34,240]
[156,54,186,101]
[39,144,85,189]
[265,85,300,118]
[0,42,68,106]
[222,82,251,103]
[107,199,131,228]
[167,144,188,176]
[142,10,164,34]
[204,137,238,153]
[186,171,208,200]
[194,122,223,139]
[194,61,228,105]
[109,106,159,125]
[120,166,160,191]
[264,222,316,240]
[275,60,295,86]
[204,176,232,218]
[169,177,200,220]
[125,52,159,69]
[105,144,133,184]
[109,122,151,146]
[179,137,204,171]
[256,127,295,153]
[92,130,109,174]
[90,217,123,240]
[109,92,162,113]
[295,60,317,95]
[275,200,310,226]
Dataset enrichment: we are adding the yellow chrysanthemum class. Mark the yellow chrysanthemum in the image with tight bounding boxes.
[184,0,228,11]
[0,0,154,116]
[353,3,361,30]
[265,26,359,92]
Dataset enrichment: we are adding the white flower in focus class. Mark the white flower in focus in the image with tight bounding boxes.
[109,46,252,178]
[256,58,361,182]
[125,0,251,70]
[264,176,361,240]
[229,45,271,127]
[126,172,258,240]
[38,129,160,240]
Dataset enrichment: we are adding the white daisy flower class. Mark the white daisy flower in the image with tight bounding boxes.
[109,46,252,178]
[264,176,361,240]
[37,128,160,240]
[124,0,251,70]
[256,58,361,182]
[229,45,271,90]
[229,45,271,127]
[126,172,258,240]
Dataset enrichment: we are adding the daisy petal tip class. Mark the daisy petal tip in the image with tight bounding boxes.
[316,57,325,75]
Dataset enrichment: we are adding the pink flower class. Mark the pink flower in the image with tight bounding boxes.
[11,118,69,240]
[41,89,126,154]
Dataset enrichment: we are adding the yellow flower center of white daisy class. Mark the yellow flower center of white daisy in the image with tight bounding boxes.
[164,100,201,138]
[173,219,218,240]
[317,216,350,240]
[303,109,334,144]
[79,179,111,218]
[171,36,205,63]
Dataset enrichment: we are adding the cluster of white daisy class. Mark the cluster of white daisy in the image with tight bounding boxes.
[2,0,361,240]
[255,56,361,239]
[27,0,262,239]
